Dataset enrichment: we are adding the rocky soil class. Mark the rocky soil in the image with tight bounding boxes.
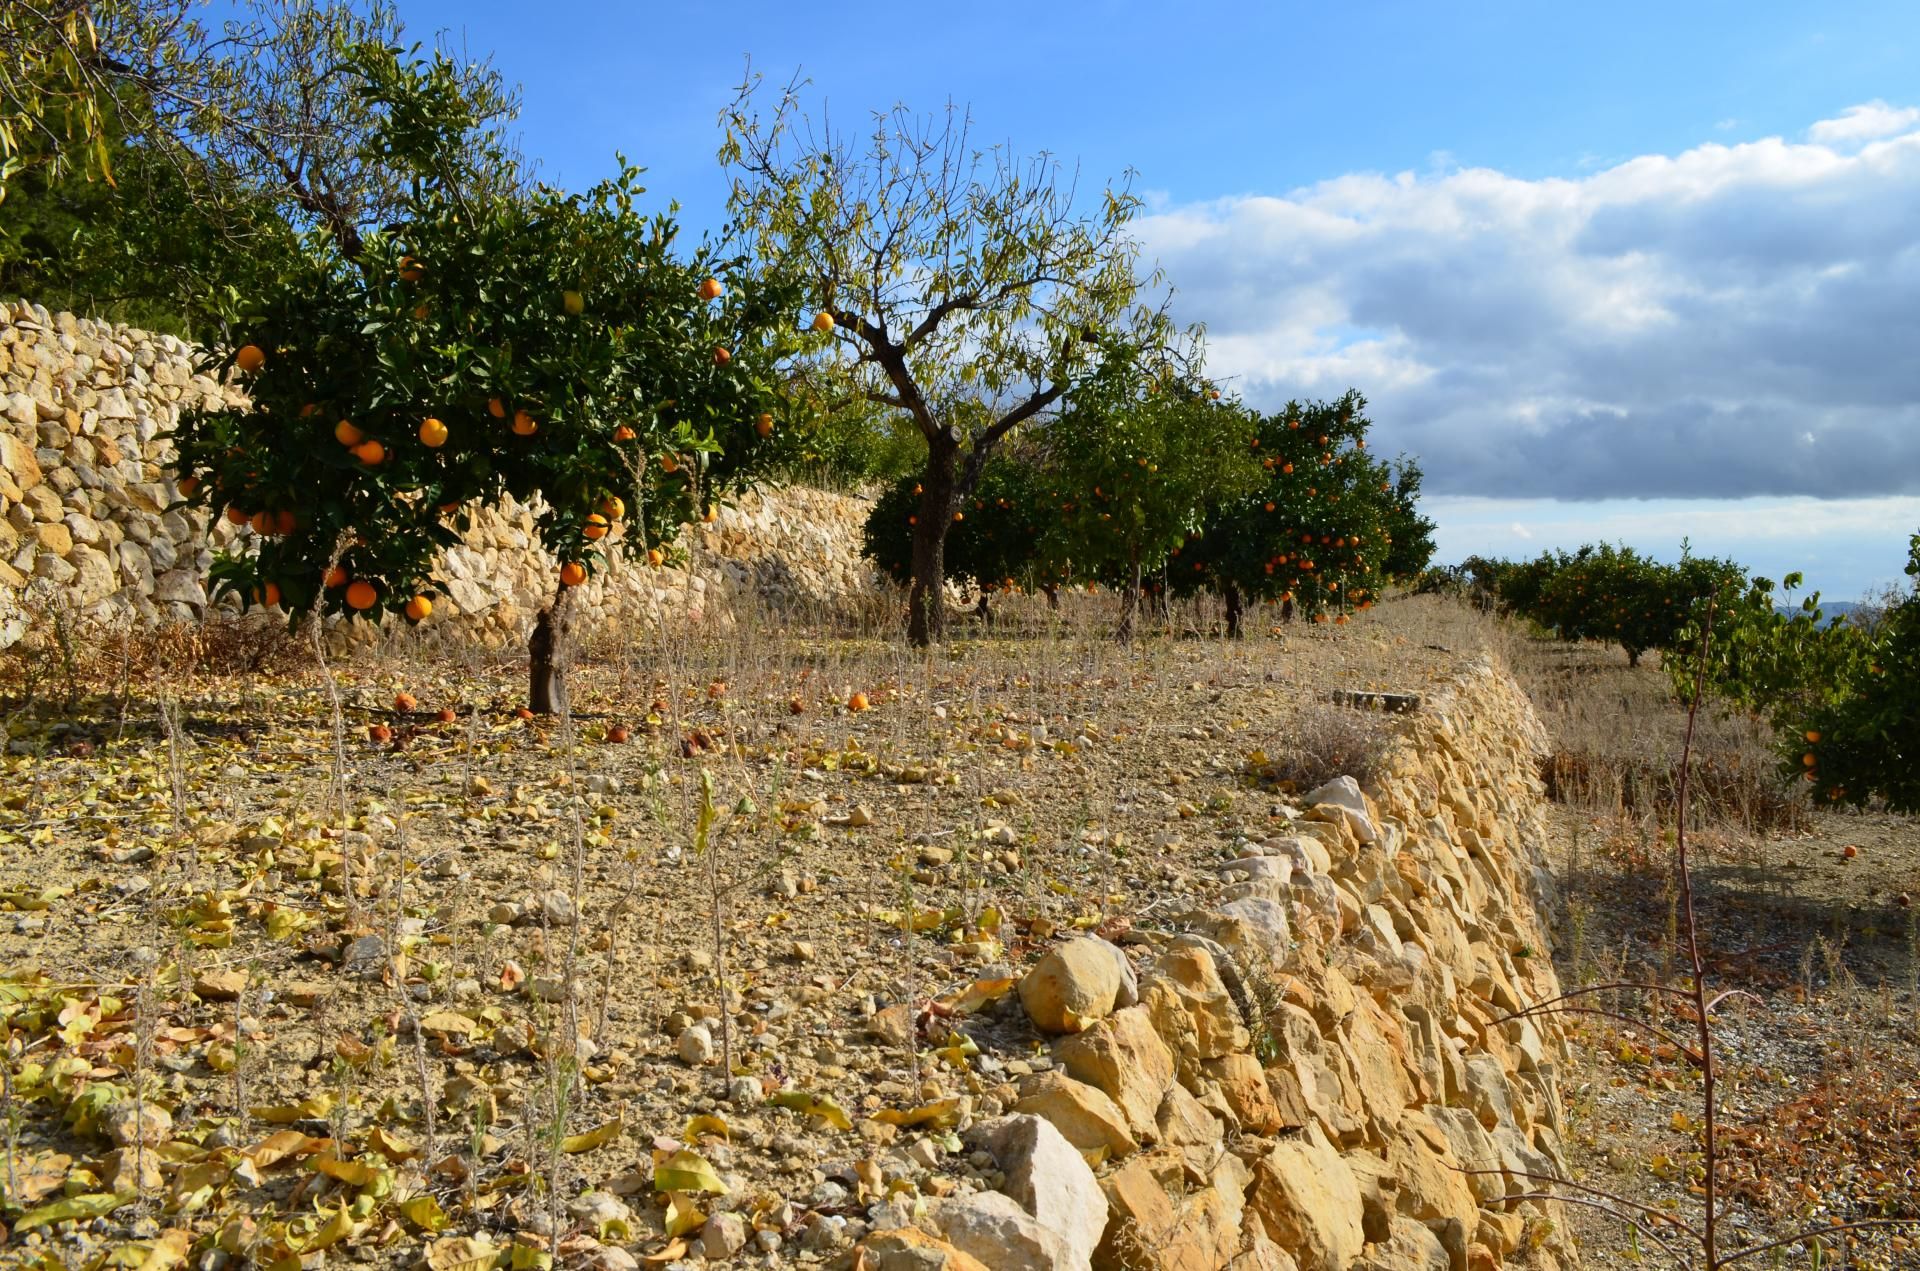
[1,597,1585,1270]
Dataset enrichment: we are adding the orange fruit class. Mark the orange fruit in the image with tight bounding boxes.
[399,256,423,282]
[698,277,724,301]
[345,580,378,610]
[660,455,678,474]
[273,509,298,535]
[755,413,774,437]
[413,303,430,320]
[488,398,507,419]
[394,692,419,712]
[351,439,386,465]
[562,289,584,315]
[788,696,806,715]
[404,595,432,622]
[234,344,266,373]
[368,724,392,744]
[512,411,538,436]
[811,311,834,332]
[583,514,609,540]
[177,475,199,497]
[703,508,716,524]
[249,510,274,535]
[299,402,321,418]
[600,496,625,520]
[606,724,631,744]
[612,425,636,441]
[256,582,282,607]
[335,419,364,446]
[324,566,349,589]
[419,417,448,447]
[712,346,731,366]
[559,561,586,587]
[435,708,457,723]
[646,548,664,567]
[848,691,871,713]
[1842,844,1859,859]
[1805,730,1820,744]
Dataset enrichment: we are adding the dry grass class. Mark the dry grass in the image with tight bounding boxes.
[1507,623,1920,1270]
[0,576,1500,1266]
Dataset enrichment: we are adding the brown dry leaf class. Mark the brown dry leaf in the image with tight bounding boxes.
[426,1234,505,1270]
[640,1239,688,1266]
[245,1129,321,1169]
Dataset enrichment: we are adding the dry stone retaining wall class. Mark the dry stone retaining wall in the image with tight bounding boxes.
[873,659,1580,1271]
[0,301,880,650]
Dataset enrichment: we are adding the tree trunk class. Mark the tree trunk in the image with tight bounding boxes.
[1223,583,1244,639]
[974,592,992,626]
[1042,583,1060,611]
[1280,596,1296,625]
[1115,551,1143,644]
[528,586,572,715]
[906,442,960,647]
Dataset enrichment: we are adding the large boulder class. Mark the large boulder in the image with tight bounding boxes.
[1021,938,1128,1034]
[968,1114,1108,1270]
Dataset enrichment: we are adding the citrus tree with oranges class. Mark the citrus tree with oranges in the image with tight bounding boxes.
[1172,392,1405,635]
[1668,539,1914,812]
[171,43,808,712]
[1038,345,1261,641]
[722,78,1166,646]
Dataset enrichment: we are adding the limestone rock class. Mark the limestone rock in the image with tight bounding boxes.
[968,1114,1108,1271]
[1249,1124,1364,1271]
[1014,1070,1139,1160]
[856,1227,993,1270]
[1021,937,1125,1034]
[936,1190,1072,1271]
[1053,1006,1177,1140]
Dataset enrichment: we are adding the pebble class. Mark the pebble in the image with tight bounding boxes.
[677,1024,716,1066]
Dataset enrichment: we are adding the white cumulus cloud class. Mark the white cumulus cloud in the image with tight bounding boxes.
[1137,105,1920,503]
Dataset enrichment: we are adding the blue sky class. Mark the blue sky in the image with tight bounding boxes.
[363,0,1919,599]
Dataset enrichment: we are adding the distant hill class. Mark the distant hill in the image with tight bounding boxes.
[1777,599,1864,627]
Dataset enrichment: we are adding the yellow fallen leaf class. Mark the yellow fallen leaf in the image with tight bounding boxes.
[770,1089,853,1131]
[135,1228,194,1271]
[652,1149,728,1195]
[663,1191,706,1237]
[244,1130,321,1170]
[251,1093,333,1123]
[312,1154,385,1187]
[683,1114,731,1141]
[560,1115,622,1154]
[400,1193,451,1232]
[15,1191,130,1231]
[869,1096,965,1130]
[509,1238,553,1270]
[948,979,1021,1021]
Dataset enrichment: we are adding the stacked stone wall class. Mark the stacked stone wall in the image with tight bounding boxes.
[0,301,881,649]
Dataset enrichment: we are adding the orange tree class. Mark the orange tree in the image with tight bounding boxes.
[1491,544,1744,666]
[1671,537,1915,812]
[722,80,1164,646]
[171,44,807,712]
[1172,392,1407,635]
[861,445,1066,619]
[1038,346,1262,641]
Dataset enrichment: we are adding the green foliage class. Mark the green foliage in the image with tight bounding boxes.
[170,42,808,623]
[1173,392,1403,621]
[1487,543,1745,665]
[1043,347,1262,587]
[1674,537,1918,813]
[862,452,1062,596]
